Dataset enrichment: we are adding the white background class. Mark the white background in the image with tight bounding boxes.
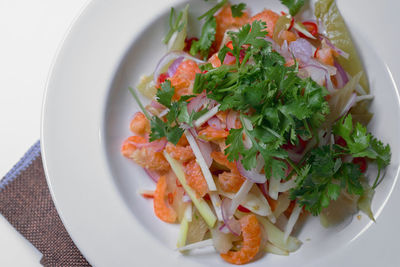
[0,0,88,265]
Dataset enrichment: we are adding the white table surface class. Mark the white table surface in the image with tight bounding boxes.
[0,0,88,266]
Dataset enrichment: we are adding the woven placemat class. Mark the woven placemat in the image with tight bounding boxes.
[0,141,91,266]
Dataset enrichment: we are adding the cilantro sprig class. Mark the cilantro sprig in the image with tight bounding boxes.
[191,0,228,59]
[163,7,186,44]
[290,145,364,215]
[194,20,329,180]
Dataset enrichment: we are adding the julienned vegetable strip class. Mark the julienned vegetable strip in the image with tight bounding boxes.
[184,130,217,191]
[163,151,217,228]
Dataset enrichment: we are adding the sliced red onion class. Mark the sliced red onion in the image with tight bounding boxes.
[319,35,349,59]
[187,92,206,114]
[223,53,236,65]
[150,100,165,110]
[153,51,206,84]
[207,117,222,130]
[167,57,184,77]
[182,193,192,203]
[289,38,313,64]
[144,168,160,183]
[334,61,349,89]
[218,224,231,234]
[187,128,213,167]
[258,183,268,198]
[221,198,242,236]
[128,138,167,152]
[339,93,357,118]
[255,154,265,173]
[236,161,267,184]
[226,110,238,130]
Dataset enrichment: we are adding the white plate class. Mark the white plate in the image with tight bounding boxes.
[41,0,400,266]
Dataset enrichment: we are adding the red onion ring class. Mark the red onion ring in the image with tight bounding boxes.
[289,38,313,64]
[223,53,236,65]
[334,61,349,89]
[207,117,222,130]
[319,35,349,59]
[221,198,241,236]
[187,92,206,114]
[167,57,184,77]
[226,110,238,130]
[144,168,160,183]
[153,51,206,84]
[150,100,165,110]
[236,161,267,184]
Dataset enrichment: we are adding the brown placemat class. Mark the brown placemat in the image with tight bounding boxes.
[0,141,91,266]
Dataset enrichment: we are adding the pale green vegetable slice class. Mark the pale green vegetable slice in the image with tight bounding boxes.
[264,242,289,256]
[315,0,369,92]
[163,151,217,227]
[273,15,292,45]
[136,75,157,99]
[257,216,302,252]
[164,5,189,51]
[177,215,189,248]
[187,209,209,244]
[320,190,359,228]
[358,181,376,221]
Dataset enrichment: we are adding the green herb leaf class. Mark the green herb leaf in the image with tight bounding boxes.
[231,3,246,17]
[280,0,305,16]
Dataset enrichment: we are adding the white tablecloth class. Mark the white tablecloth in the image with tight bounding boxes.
[0,1,87,265]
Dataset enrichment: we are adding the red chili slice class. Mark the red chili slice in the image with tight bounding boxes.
[297,21,319,38]
[238,205,251,213]
[352,157,367,173]
[158,72,169,85]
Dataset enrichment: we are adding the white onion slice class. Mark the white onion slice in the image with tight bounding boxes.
[339,93,357,118]
[278,178,297,192]
[269,176,281,200]
[194,104,221,128]
[255,154,265,173]
[236,161,267,184]
[209,192,223,221]
[226,110,238,130]
[283,204,302,242]
[221,198,241,236]
[355,95,374,103]
[187,92,206,114]
[176,239,214,251]
[184,130,217,191]
[143,168,160,183]
[229,179,254,215]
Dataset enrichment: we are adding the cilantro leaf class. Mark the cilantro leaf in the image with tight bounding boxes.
[231,3,246,17]
[156,80,175,108]
[225,128,245,162]
[290,146,364,215]
[280,0,305,16]
[190,17,217,59]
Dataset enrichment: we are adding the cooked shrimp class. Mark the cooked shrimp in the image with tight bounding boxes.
[209,53,222,68]
[279,30,297,43]
[165,143,195,163]
[184,159,209,197]
[154,175,177,223]
[316,47,335,66]
[121,136,170,172]
[168,60,200,100]
[130,112,150,135]
[198,126,229,141]
[211,152,245,193]
[214,4,249,50]
[250,9,280,38]
[220,214,261,265]
[218,171,245,193]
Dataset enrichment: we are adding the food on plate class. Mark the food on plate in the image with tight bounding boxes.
[121,0,391,264]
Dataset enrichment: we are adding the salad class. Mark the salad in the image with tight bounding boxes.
[121,0,391,265]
